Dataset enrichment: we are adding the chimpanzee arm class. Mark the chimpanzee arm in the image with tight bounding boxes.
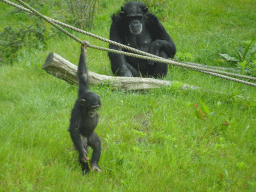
[108,20,133,77]
[69,106,86,159]
[147,14,176,58]
[77,45,90,95]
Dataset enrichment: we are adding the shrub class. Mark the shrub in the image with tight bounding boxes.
[219,40,256,76]
[0,21,50,65]
[64,0,98,30]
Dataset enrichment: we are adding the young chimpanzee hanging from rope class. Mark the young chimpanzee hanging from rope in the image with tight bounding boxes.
[68,43,101,174]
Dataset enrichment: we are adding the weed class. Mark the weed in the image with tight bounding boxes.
[219,40,256,76]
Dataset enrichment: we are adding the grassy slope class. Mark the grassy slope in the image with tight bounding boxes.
[1,0,256,191]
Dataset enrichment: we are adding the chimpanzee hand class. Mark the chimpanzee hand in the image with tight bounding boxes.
[79,148,89,163]
[149,40,165,65]
[119,68,133,77]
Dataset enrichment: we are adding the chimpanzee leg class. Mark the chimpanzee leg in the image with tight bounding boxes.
[153,51,168,78]
[88,132,101,172]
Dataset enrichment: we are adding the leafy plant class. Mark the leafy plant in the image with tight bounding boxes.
[194,100,210,120]
[219,41,256,75]
[0,0,56,65]
[0,22,50,65]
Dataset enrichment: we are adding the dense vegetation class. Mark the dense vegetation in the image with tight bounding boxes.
[0,0,256,191]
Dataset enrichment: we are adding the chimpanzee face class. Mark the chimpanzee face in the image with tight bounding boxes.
[87,105,99,117]
[119,1,148,35]
[79,92,101,117]
[128,16,143,35]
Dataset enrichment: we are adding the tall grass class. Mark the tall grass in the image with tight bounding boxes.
[1,0,256,191]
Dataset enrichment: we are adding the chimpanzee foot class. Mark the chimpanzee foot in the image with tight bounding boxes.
[91,164,101,172]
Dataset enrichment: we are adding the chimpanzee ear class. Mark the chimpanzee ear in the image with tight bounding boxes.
[119,11,125,18]
[79,99,86,106]
[120,6,126,17]
[143,7,148,13]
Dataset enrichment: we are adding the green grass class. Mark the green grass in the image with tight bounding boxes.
[1,0,256,191]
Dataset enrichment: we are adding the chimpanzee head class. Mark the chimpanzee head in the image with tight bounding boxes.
[119,2,148,35]
[79,92,101,117]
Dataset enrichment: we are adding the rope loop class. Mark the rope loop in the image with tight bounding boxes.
[82,40,90,48]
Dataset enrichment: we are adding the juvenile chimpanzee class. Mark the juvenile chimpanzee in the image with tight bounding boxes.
[69,44,101,174]
[108,1,176,78]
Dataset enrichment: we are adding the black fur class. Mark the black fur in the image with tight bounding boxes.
[108,1,176,78]
[69,45,101,174]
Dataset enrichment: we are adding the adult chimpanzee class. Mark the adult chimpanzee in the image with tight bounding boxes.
[108,1,176,78]
[69,44,101,174]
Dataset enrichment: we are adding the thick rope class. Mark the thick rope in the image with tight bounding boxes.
[4,0,256,81]
[2,0,256,87]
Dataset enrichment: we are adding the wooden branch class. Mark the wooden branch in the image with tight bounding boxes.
[42,52,201,91]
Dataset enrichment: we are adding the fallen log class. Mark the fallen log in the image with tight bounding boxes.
[42,52,201,91]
